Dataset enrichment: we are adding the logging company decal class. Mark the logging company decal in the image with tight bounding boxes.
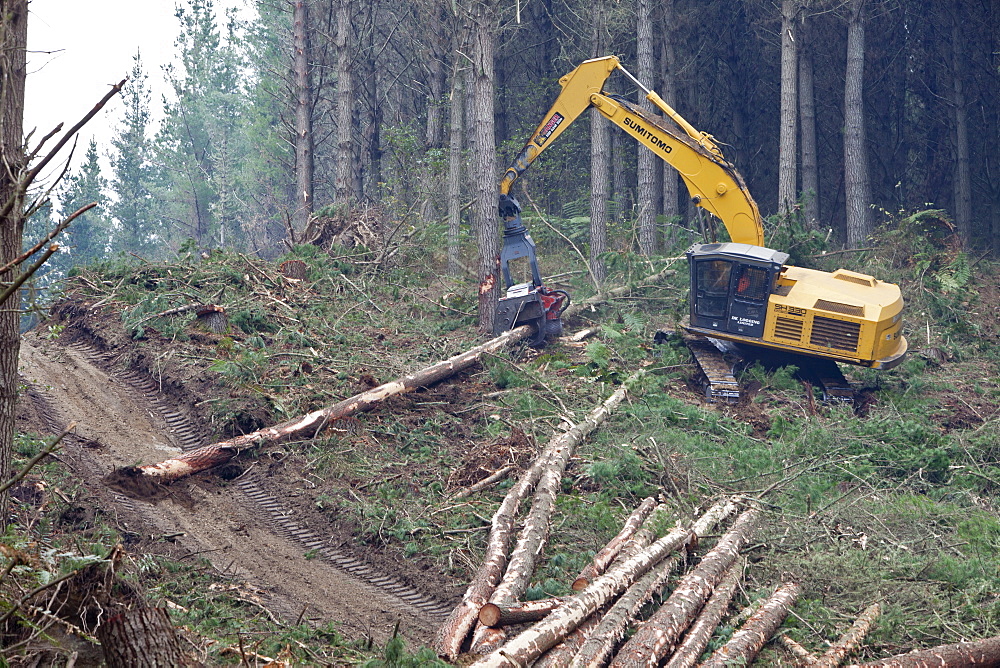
[536,113,564,145]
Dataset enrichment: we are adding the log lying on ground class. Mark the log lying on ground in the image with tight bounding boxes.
[470,374,641,654]
[575,499,740,668]
[846,635,1000,668]
[479,598,568,628]
[662,559,743,668]
[700,581,801,668]
[562,265,676,321]
[469,524,694,668]
[815,603,881,668]
[572,496,658,591]
[129,326,533,483]
[611,507,762,668]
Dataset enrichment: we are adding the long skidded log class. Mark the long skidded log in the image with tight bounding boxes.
[814,603,881,668]
[128,326,533,482]
[661,559,743,668]
[479,598,568,627]
[574,499,740,668]
[470,375,641,654]
[572,496,658,591]
[469,526,695,668]
[846,635,1000,667]
[699,581,802,668]
[610,507,762,668]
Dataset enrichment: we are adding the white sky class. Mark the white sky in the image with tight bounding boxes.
[25,0,254,171]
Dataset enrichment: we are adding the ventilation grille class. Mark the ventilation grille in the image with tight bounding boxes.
[810,316,861,352]
[833,270,875,287]
[772,284,792,297]
[773,317,804,341]
[814,299,864,317]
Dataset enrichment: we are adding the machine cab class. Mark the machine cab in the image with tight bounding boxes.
[687,243,789,340]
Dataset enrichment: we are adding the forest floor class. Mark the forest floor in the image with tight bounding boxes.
[7,231,1000,665]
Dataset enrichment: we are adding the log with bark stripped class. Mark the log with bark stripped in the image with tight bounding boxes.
[127,326,533,483]
[662,559,743,668]
[610,507,762,668]
[846,635,1000,667]
[814,603,881,668]
[700,581,801,668]
[479,598,567,628]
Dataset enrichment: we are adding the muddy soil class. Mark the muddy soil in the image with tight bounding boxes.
[17,331,450,647]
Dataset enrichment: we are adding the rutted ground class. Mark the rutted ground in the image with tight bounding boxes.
[17,330,451,646]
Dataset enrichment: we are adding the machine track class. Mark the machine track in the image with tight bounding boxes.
[18,334,453,641]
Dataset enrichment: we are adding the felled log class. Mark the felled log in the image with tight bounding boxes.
[535,611,605,668]
[779,633,819,664]
[470,376,640,654]
[572,496,658,591]
[129,326,533,483]
[574,499,740,668]
[479,598,567,628]
[97,607,201,668]
[562,266,676,321]
[469,526,696,667]
[662,559,743,668]
[699,581,802,668]
[435,445,550,659]
[610,507,762,668]
[814,603,881,668]
[846,635,1000,668]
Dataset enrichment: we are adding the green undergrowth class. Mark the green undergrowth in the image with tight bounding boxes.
[20,218,1000,663]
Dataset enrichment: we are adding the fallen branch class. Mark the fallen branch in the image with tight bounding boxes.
[700,581,801,668]
[611,507,762,668]
[451,465,516,500]
[846,634,1000,667]
[128,326,533,483]
[562,266,677,322]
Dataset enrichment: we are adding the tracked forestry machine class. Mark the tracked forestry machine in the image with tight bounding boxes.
[494,56,907,401]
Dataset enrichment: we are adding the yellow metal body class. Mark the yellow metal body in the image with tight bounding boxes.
[502,56,907,369]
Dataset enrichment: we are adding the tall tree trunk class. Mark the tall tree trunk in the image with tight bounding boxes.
[636,0,656,255]
[659,3,680,245]
[777,0,798,216]
[844,0,871,246]
[0,0,27,519]
[799,13,819,229]
[590,0,610,284]
[951,18,972,248]
[333,0,354,205]
[447,57,466,276]
[292,0,313,235]
[470,0,500,333]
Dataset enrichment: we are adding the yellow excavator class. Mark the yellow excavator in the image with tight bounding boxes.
[494,56,907,400]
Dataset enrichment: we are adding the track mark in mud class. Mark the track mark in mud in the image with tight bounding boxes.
[36,337,451,628]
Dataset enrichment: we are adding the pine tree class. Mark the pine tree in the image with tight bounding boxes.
[60,138,110,264]
[109,53,158,255]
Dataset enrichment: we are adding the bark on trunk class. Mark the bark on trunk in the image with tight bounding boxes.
[470,1,500,333]
[469,526,694,668]
[471,377,639,653]
[535,611,604,668]
[951,19,972,248]
[847,635,1000,667]
[636,0,656,255]
[844,0,871,246]
[479,598,567,628]
[659,2,679,244]
[777,0,798,216]
[610,508,762,668]
[0,0,27,521]
[98,607,199,668]
[572,496,658,591]
[661,559,743,668]
[814,603,880,668]
[132,326,532,483]
[292,0,313,235]
[446,55,466,276]
[799,16,819,229]
[700,582,801,668]
[333,0,354,205]
[589,0,609,284]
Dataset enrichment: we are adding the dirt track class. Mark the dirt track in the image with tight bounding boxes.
[17,331,443,645]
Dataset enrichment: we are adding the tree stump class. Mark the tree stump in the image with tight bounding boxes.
[97,607,201,667]
[194,305,229,334]
[279,259,307,280]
